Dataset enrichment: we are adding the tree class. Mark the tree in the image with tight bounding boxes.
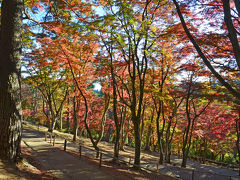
[99,0,174,168]
[0,0,24,161]
[177,63,212,167]
[24,50,69,132]
[172,0,240,99]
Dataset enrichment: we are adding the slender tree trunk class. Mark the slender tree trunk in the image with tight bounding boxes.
[119,106,127,150]
[59,106,63,130]
[73,96,78,142]
[110,52,120,162]
[0,0,23,162]
[145,110,154,151]
[46,97,56,133]
[159,103,166,164]
[52,117,58,132]
[66,97,70,132]
[140,105,146,142]
[145,125,152,151]
[181,75,193,168]
[42,97,50,127]
[123,117,130,147]
[181,121,191,167]
[155,101,165,164]
[165,121,171,163]
[133,116,141,167]
[95,94,110,145]
[33,88,38,114]
[182,150,188,167]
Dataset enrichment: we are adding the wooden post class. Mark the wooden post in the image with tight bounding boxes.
[64,139,67,151]
[45,133,47,141]
[50,134,52,143]
[53,135,55,146]
[38,124,40,131]
[99,152,102,168]
[156,163,159,173]
[192,170,194,180]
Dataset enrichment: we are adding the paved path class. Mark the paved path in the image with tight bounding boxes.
[22,127,116,180]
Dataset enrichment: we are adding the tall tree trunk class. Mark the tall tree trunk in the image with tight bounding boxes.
[95,93,110,145]
[110,51,120,162]
[140,104,146,142]
[159,103,166,164]
[119,105,127,151]
[0,0,23,161]
[33,88,38,114]
[182,150,188,167]
[42,97,50,127]
[59,106,63,130]
[122,117,130,148]
[73,96,78,142]
[52,117,58,132]
[66,97,70,132]
[155,101,165,164]
[133,116,141,167]
[165,121,171,163]
[145,124,152,151]
[145,110,154,151]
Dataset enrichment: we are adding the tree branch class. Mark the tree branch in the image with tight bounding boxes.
[172,0,240,99]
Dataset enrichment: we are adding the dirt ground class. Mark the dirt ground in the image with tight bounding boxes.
[0,146,55,180]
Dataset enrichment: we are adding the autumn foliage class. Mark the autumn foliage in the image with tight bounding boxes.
[22,0,240,168]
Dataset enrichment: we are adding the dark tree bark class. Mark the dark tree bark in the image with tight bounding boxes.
[140,104,146,142]
[119,105,127,151]
[0,0,24,161]
[145,109,154,151]
[110,55,121,161]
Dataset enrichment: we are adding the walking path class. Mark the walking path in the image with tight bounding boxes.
[22,127,116,180]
